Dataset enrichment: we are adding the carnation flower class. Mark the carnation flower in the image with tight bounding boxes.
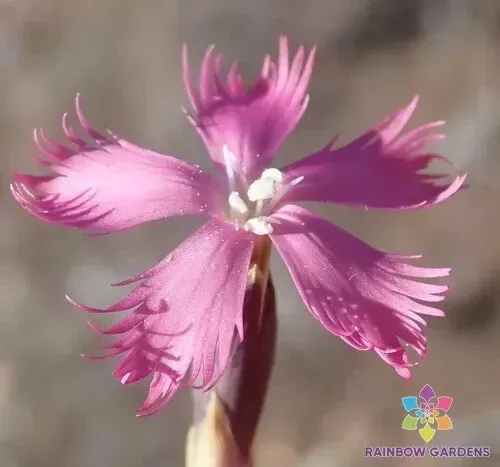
[11,36,466,416]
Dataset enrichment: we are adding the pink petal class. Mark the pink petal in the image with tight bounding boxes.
[11,95,222,234]
[75,218,255,416]
[183,35,316,177]
[281,96,467,210]
[269,204,451,378]
[436,396,453,412]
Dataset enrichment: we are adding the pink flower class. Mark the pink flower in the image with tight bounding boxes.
[11,36,466,416]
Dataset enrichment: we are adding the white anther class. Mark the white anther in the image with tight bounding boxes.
[247,168,284,202]
[261,168,283,183]
[228,191,249,215]
[244,217,274,235]
[247,178,276,202]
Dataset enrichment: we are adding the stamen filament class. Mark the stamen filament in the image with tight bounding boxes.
[266,175,304,213]
[223,145,236,193]
[255,199,264,217]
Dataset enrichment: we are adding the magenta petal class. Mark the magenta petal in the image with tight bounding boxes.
[72,218,254,415]
[281,96,466,210]
[183,35,316,176]
[436,396,453,412]
[11,95,222,234]
[269,204,451,378]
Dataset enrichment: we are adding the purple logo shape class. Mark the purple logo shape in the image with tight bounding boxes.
[419,383,436,402]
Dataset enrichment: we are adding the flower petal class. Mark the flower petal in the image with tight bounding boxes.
[74,218,254,416]
[269,204,450,378]
[281,96,466,210]
[183,35,316,177]
[11,95,221,234]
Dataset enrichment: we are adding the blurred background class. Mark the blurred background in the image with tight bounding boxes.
[1,0,500,466]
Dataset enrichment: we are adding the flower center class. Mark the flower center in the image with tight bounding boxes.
[227,169,281,235]
[223,145,303,235]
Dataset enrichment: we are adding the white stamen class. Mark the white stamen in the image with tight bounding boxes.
[244,217,274,235]
[223,145,236,192]
[224,165,301,233]
[228,191,249,215]
[266,175,304,212]
[260,168,283,183]
[247,167,284,202]
[254,198,264,217]
[247,178,276,201]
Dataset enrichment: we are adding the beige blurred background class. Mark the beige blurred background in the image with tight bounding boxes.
[1,0,500,466]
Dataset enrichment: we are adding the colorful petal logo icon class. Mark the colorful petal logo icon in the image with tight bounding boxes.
[401,384,453,443]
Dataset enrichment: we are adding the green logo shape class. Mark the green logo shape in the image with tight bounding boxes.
[401,414,418,430]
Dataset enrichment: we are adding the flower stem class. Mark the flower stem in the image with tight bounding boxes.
[186,238,276,467]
